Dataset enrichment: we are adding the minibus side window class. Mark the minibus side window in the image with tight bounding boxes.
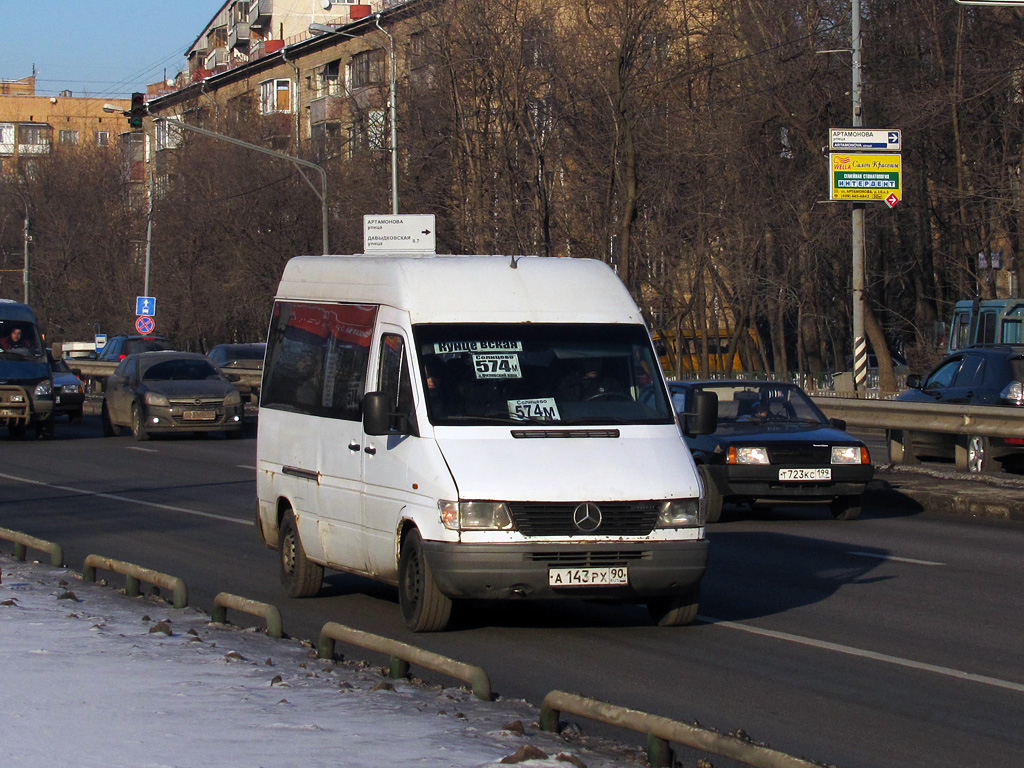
[377,333,416,434]
[262,301,377,419]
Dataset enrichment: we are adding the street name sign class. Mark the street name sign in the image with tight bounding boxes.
[363,214,436,253]
[829,153,902,203]
[829,128,901,152]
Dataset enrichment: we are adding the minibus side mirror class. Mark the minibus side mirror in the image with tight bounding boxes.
[362,392,392,435]
[362,391,416,437]
[683,390,718,436]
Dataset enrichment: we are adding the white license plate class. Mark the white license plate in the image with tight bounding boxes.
[778,467,831,481]
[0,408,20,417]
[183,410,217,421]
[549,567,628,587]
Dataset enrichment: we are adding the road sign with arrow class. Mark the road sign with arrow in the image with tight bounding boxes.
[363,214,436,253]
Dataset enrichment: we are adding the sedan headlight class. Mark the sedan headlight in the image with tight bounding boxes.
[439,500,514,531]
[832,445,869,464]
[1001,381,1024,405]
[33,379,53,397]
[728,446,770,465]
[224,389,242,406]
[144,392,170,407]
[656,499,704,528]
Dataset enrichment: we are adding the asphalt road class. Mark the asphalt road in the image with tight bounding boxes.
[2,415,1022,768]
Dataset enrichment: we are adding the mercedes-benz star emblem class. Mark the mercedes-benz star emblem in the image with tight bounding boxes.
[572,502,603,532]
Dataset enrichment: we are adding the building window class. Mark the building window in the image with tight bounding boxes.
[58,129,80,145]
[0,123,14,154]
[260,78,292,113]
[316,60,342,98]
[348,109,385,157]
[155,119,183,151]
[349,49,383,89]
[95,131,110,147]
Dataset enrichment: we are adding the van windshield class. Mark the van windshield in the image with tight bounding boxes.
[413,323,674,426]
[0,320,45,361]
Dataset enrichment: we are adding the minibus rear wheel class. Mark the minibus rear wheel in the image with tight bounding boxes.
[279,509,323,598]
[399,529,452,632]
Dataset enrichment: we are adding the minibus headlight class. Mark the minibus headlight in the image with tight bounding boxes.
[224,389,242,406]
[439,500,514,531]
[656,499,703,528]
[34,379,53,397]
[831,445,867,464]
[145,392,170,407]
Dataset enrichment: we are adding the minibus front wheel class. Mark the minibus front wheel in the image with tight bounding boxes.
[279,509,323,598]
[399,529,452,632]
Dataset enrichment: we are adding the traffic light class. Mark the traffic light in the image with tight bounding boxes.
[128,92,145,130]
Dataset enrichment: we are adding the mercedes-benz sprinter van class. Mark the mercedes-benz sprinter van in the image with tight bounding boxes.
[255,254,713,631]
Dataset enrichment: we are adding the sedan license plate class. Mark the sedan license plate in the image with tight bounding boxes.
[549,567,628,587]
[778,467,831,481]
[183,410,217,422]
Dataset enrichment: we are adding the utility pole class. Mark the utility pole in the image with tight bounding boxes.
[851,0,868,391]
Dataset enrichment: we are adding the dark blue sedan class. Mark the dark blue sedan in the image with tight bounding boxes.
[669,380,873,522]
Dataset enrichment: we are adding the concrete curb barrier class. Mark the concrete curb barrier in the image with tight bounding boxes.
[211,591,283,638]
[540,690,823,768]
[82,554,188,609]
[0,526,63,567]
[317,620,492,701]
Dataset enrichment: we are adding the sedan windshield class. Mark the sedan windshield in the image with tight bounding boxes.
[142,359,220,381]
[413,323,673,426]
[679,383,828,428]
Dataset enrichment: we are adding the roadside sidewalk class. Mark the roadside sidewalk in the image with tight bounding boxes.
[0,554,643,768]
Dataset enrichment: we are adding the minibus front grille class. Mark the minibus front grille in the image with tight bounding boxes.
[528,551,649,567]
[508,502,660,536]
[510,429,620,439]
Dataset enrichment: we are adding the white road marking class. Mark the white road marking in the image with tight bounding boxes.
[0,472,251,526]
[699,616,1024,694]
[848,551,945,566]
[127,447,158,453]
[237,465,256,471]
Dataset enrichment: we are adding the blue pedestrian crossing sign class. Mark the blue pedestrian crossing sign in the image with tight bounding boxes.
[136,296,156,317]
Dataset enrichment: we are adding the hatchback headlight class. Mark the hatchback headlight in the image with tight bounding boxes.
[439,500,514,531]
[1001,381,1024,405]
[144,392,170,407]
[832,445,869,464]
[656,499,704,528]
[728,446,769,465]
[33,379,53,397]
[224,389,242,406]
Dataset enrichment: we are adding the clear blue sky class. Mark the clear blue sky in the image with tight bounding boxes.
[1,0,220,98]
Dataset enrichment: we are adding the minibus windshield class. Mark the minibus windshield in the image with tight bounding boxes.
[413,323,674,426]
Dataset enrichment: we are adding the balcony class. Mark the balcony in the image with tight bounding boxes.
[228,21,251,50]
[248,0,271,28]
[309,95,347,124]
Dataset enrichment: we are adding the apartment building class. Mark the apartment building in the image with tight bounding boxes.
[0,76,129,174]
[143,0,422,168]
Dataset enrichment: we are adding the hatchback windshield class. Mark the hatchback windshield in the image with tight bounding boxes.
[413,323,672,426]
[142,359,220,381]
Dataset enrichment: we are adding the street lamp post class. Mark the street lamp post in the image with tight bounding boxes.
[851,0,867,391]
[310,15,399,215]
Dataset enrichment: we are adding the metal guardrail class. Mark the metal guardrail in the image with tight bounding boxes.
[211,592,283,638]
[66,359,261,397]
[812,395,1024,438]
[82,554,188,609]
[317,621,493,701]
[0,526,64,566]
[540,690,823,768]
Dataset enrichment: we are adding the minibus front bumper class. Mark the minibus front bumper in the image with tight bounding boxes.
[421,539,708,601]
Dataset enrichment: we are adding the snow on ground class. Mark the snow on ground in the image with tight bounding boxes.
[0,554,647,768]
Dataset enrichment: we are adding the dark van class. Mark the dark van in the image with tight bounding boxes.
[0,299,55,438]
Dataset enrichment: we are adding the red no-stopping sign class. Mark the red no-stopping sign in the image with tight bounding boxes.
[135,315,156,335]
